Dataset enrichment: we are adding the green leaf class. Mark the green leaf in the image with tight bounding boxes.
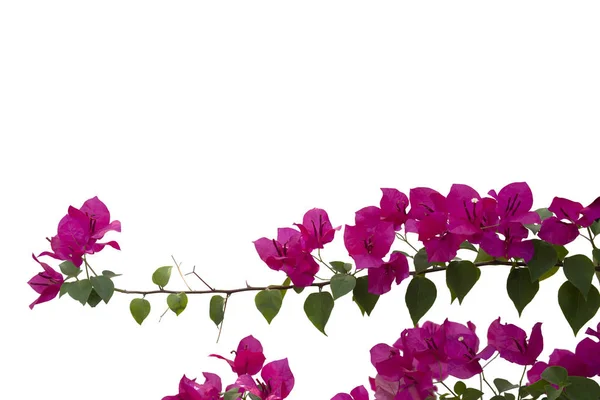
[507,268,539,316]
[86,289,102,308]
[459,241,477,252]
[130,298,151,325]
[102,270,122,278]
[563,376,600,400]
[536,207,553,221]
[553,245,569,262]
[280,277,291,300]
[59,261,81,278]
[414,248,430,273]
[454,381,466,395]
[522,379,550,399]
[247,394,261,400]
[90,275,114,303]
[462,388,484,400]
[331,274,356,300]
[544,385,562,400]
[539,266,560,282]
[303,291,334,335]
[406,276,437,326]
[446,260,480,305]
[594,248,600,265]
[524,223,541,235]
[293,286,304,294]
[541,366,568,386]
[591,220,600,237]
[152,266,173,288]
[352,276,380,316]
[474,247,494,263]
[528,240,558,282]
[167,293,188,316]
[59,282,71,298]
[330,261,353,274]
[558,281,600,335]
[67,279,93,305]
[223,388,242,400]
[209,295,225,327]
[494,378,519,393]
[255,289,282,324]
[503,394,515,400]
[563,254,595,299]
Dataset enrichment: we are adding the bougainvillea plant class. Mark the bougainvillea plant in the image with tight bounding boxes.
[29,183,600,399]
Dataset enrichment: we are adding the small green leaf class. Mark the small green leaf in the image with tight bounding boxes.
[454,381,466,395]
[446,260,480,305]
[223,388,242,400]
[414,248,430,273]
[209,295,225,327]
[130,298,151,325]
[406,276,437,326]
[331,274,357,300]
[152,266,173,288]
[255,289,282,324]
[59,282,71,298]
[504,394,515,400]
[86,289,102,308]
[524,223,541,235]
[563,376,600,400]
[90,275,114,303]
[280,277,291,301]
[67,279,93,305]
[167,293,188,316]
[59,261,81,278]
[536,208,553,221]
[558,281,600,335]
[330,261,353,274]
[553,245,569,262]
[352,276,379,316]
[522,379,550,398]
[102,270,122,278]
[594,248,600,265]
[539,266,559,282]
[462,388,484,400]
[494,378,519,393]
[563,254,595,299]
[303,291,334,335]
[474,247,494,263]
[528,240,558,282]
[507,268,539,316]
[293,286,304,294]
[541,366,568,386]
[591,220,600,237]
[544,385,562,400]
[459,241,477,252]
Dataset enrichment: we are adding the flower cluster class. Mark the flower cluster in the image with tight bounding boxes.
[254,208,340,287]
[28,196,120,309]
[163,336,294,400]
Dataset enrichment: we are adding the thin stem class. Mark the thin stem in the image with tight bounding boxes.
[216,294,230,343]
[396,232,419,253]
[517,365,527,400]
[314,249,336,274]
[588,227,598,249]
[185,265,214,291]
[172,256,193,291]
[482,352,499,369]
[437,381,456,398]
[481,370,497,396]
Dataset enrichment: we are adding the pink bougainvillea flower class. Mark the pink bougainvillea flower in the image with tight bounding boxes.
[233,358,294,400]
[485,318,543,366]
[330,385,369,400]
[254,228,319,286]
[488,182,540,226]
[294,208,340,252]
[370,343,414,382]
[28,254,64,309]
[380,188,409,231]
[39,196,121,267]
[344,206,395,269]
[480,223,535,261]
[578,196,600,227]
[367,252,409,295]
[209,335,266,376]
[162,373,222,400]
[539,196,600,245]
[446,184,498,242]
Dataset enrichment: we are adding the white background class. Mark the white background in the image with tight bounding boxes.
[1,1,600,399]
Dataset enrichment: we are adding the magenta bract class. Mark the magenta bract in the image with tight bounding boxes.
[233,358,294,400]
[28,254,64,309]
[367,252,409,295]
[209,335,266,376]
[295,208,340,252]
[39,196,121,267]
[162,374,222,400]
[344,206,395,269]
[486,318,543,366]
